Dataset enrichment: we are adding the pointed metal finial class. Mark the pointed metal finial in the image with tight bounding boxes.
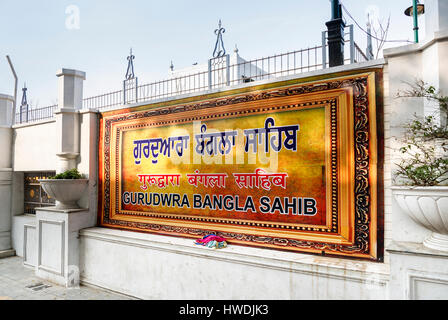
[212,19,226,58]
[170,60,174,71]
[125,48,135,80]
[21,83,28,106]
[19,82,29,123]
[234,44,239,54]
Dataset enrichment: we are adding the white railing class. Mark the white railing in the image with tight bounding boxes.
[83,27,368,111]
[15,104,58,124]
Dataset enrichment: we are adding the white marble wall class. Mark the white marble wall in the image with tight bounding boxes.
[80,228,389,300]
[13,120,57,172]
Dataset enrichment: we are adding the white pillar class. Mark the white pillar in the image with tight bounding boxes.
[57,69,85,111]
[0,94,15,258]
[421,0,448,123]
[77,109,100,227]
[34,68,92,287]
[425,0,448,37]
[55,69,86,174]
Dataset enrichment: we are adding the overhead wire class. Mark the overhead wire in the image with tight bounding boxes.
[340,3,414,44]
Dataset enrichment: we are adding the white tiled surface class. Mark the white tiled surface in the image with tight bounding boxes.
[0,256,134,300]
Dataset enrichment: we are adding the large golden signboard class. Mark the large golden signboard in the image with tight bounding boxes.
[99,70,383,260]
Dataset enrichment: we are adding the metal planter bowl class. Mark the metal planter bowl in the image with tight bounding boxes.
[39,179,89,210]
[392,186,448,252]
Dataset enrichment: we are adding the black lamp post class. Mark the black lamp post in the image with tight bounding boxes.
[326,0,346,67]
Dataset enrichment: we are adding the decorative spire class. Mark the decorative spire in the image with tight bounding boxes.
[19,83,29,123]
[21,83,28,106]
[170,60,174,72]
[125,48,135,80]
[212,19,226,58]
[234,44,239,54]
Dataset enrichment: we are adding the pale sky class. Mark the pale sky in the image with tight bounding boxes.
[0,0,426,108]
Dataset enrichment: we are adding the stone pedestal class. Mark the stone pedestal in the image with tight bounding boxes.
[35,207,91,287]
[388,241,448,300]
[325,18,345,67]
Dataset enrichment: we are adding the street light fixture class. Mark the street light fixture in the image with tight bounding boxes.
[404,0,425,43]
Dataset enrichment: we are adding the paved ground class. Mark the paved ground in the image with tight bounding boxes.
[0,256,133,300]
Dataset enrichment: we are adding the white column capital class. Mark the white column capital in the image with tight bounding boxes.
[57,68,86,110]
[56,69,86,80]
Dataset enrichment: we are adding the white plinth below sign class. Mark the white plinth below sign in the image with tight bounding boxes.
[388,241,448,300]
[35,207,92,287]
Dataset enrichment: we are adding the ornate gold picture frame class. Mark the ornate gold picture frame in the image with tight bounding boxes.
[98,70,382,261]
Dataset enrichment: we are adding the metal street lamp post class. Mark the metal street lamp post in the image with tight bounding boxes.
[326,0,345,67]
[404,0,425,43]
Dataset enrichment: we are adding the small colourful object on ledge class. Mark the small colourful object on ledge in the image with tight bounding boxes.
[195,234,227,249]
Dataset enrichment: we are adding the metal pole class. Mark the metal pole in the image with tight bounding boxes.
[326,0,345,67]
[413,0,419,43]
[6,55,18,125]
[225,55,230,86]
[331,0,340,20]
[208,59,212,90]
[322,31,327,68]
[123,80,126,105]
[349,24,355,64]
[135,77,138,103]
